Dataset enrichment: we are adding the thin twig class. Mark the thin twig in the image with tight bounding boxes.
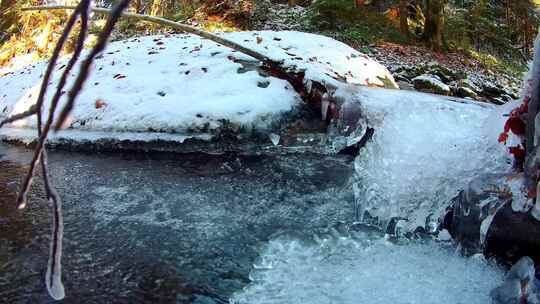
[39,2,90,300]
[0,105,37,128]
[15,1,84,210]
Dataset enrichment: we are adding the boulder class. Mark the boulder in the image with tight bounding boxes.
[444,173,540,269]
[482,81,506,98]
[425,62,459,83]
[455,86,478,99]
[443,173,511,254]
[412,75,451,95]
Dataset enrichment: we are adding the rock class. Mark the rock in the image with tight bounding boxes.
[393,73,410,83]
[490,256,540,304]
[482,81,506,98]
[444,173,540,269]
[458,78,482,93]
[426,63,458,83]
[490,97,506,105]
[485,202,540,268]
[455,86,478,99]
[501,94,514,102]
[412,74,451,95]
[444,173,511,254]
[397,81,414,91]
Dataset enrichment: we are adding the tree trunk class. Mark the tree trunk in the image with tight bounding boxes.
[422,0,446,52]
[288,0,296,7]
[355,0,365,8]
[399,0,409,37]
[0,0,17,39]
[150,0,175,17]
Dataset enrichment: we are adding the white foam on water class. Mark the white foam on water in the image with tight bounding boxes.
[232,235,504,304]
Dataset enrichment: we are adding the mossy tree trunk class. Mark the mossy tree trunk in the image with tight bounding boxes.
[422,0,447,52]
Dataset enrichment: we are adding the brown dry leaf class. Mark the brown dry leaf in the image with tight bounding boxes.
[256,37,263,44]
[95,99,107,109]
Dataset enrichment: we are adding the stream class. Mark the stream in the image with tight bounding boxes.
[0,143,504,303]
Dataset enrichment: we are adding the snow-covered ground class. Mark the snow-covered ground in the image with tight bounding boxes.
[231,234,504,304]
[0,31,394,141]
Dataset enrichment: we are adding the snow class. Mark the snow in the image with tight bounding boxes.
[0,31,395,143]
[231,234,504,304]
[347,87,511,230]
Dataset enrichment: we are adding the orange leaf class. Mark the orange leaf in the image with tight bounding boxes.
[95,99,107,109]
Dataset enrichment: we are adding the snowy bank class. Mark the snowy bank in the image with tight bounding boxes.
[0,31,396,147]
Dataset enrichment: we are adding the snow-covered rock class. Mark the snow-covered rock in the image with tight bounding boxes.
[0,31,396,147]
[412,74,451,95]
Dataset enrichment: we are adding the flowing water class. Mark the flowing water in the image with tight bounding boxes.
[0,143,504,303]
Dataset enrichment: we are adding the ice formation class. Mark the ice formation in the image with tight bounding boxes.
[348,87,511,230]
[231,234,504,304]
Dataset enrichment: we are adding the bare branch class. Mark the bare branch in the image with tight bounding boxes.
[0,105,37,128]
[5,1,131,301]
[15,1,85,210]
[39,3,90,300]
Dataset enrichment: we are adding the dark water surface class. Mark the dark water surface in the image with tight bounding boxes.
[0,143,355,303]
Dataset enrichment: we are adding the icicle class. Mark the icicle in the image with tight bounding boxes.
[45,196,65,300]
[268,133,280,146]
[321,96,329,121]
